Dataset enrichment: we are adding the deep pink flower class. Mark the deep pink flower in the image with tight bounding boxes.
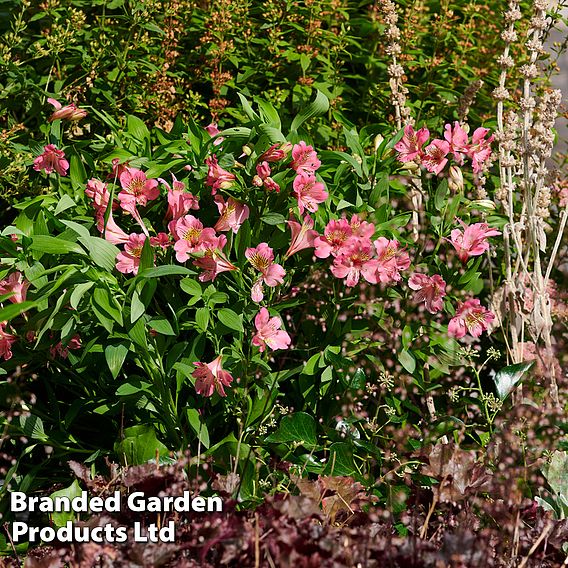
[291,141,321,174]
[86,178,118,222]
[448,299,495,339]
[161,175,199,221]
[0,272,29,304]
[0,323,17,361]
[47,98,87,122]
[284,215,318,258]
[373,238,411,284]
[253,161,280,192]
[394,124,430,162]
[331,239,379,287]
[150,233,171,249]
[444,122,469,164]
[116,234,149,275]
[193,245,238,283]
[49,333,81,359]
[118,168,160,211]
[467,127,494,173]
[314,219,353,259]
[111,158,130,180]
[192,355,234,397]
[256,161,271,180]
[252,307,291,352]
[293,173,328,214]
[33,144,69,176]
[98,210,130,245]
[246,243,285,301]
[408,273,446,314]
[260,142,292,163]
[349,214,375,239]
[205,155,236,194]
[172,215,217,262]
[205,123,224,145]
[214,195,250,233]
[421,139,451,175]
[449,220,501,263]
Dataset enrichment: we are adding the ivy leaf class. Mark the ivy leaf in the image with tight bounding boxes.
[265,412,317,449]
[492,361,534,399]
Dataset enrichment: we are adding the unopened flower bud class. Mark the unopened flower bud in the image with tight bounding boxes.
[242,144,253,156]
[374,134,384,152]
[448,165,464,192]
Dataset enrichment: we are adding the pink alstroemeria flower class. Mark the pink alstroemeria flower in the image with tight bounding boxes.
[331,239,379,287]
[421,139,451,175]
[85,178,118,222]
[408,273,446,314]
[0,323,17,361]
[293,173,328,214]
[444,121,469,165]
[161,175,199,221]
[252,307,292,352]
[49,334,81,359]
[205,123,224,145]
[449,220,501,263]
[373,238,411,284]
[150,233,171,249]
[111,158,130,180]
[194,249,238,283]
[314,218,353,259]
[47,98,87,122]
[448,298,495,339]
[467,127,494,173]
[253,161,280,192]
[98,210,130,245]
[260,142,292,163]
[205,155,236,195]
[284,215,318,259]
[349,214,375,239]
[172,215,217,262]
[291,141,321,174]
[33,145,69,176]
[246,243,285,302]
[394,124,430,162]
[116,234,150,275]
[0,272,29,304]
[192,355,234,397]
[118,168,160,211]
[214,195,250,234]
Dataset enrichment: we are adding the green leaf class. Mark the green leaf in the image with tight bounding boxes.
[195,307,209,332]
[19,414,47,441]
[493,361,534,399]
[187,408,210,449]
[54,195,76,216]
[105,343,129,379]
[93,288,123,326]
[149,317,176,336]
[114,425,169,465]
[30,235,84,255]
[130,289,145,323]
[217,308,243,332]
[70,282,94,310]
[265,412,317,449]
[0,301,37,322]
[399,349,416,374]
[290,90,329,132]
[138,265,195,279]
[50,481,83,527]
[434,179,449,211]
[261,212,286,225]
[542,450,568,498]
[180,278,202,296]
[139,237,154,272]
[127,115,150,144]
[323,442,356,476]
[78,236,120,272]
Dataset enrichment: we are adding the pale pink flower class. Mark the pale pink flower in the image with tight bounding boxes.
[251,280,265,302]
[86,178,117,221]
[291,141,321,174]
[116,234,149,275]
[260,142,292,163]
[284,215,318,258]
[444,121,469,164]
[314,219,353,259]
[118,168,160,210]
[172,215,217,262]
[214,195,250,233]
[47,98,87,122]
[193,355,234,397]
[373,238,411,284]
[293,173,328,214]
[205,154,236,194]
[421,139,450,175]
[449,220,501,263]
[162,175,199,221]
[98,210,130,245]
[448,299,495,339]
[0,272,29,304]
[205,123,224,145]
[349,214,375,239]
[394,124,430,162]
[253,161,280,192]
[49,333,81,359]
[331,240,379,287]
[252,307,291,352]
[467,127,494,173]
[0,323,17,361]
[408,273,446,314]
[245,243,286,299]
[33,144,69,176]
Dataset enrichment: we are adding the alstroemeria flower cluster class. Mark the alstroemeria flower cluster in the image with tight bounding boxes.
[290,141,328,214]
[395,122,493,175]
[33,144,69,176]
